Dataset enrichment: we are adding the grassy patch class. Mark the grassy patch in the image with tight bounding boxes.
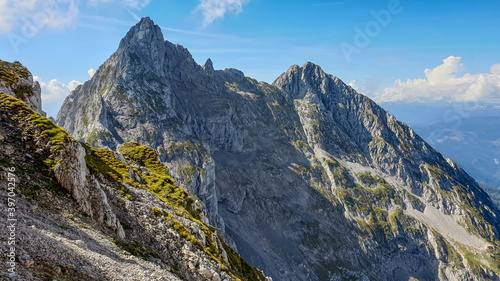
[113,240,160,261]
[426,164,445,181]
[0,60,29,86]
[0,93,70,152]
[356,172,388,187]
[179,165,205,184]
[369,136,384,148]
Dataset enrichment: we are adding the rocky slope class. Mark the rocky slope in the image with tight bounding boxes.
[57,18,500,280]
[0,82,265,279]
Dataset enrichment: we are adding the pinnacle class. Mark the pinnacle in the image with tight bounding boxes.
[119,17,164,49]
[203,58,214,73]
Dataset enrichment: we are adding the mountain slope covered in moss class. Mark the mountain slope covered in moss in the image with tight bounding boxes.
[0,88,265,280]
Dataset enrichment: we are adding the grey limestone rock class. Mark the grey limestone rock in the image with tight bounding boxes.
[0,60,45,116]
[57,18,500,281]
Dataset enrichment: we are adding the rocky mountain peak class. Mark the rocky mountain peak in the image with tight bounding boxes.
[272,61,340,100]
[117,17,166,77]
[202,58,215,74]
[119,17,163,49]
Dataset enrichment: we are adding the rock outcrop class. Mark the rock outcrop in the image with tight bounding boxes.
[0,59,45,116]
[0,90,266,280]
[56,17,500,280]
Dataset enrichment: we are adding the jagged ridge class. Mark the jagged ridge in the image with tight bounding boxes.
[0,90,265,281]
[55,18,500,281]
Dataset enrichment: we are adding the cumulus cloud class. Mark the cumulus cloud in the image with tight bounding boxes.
[195,0,250,26]
[0,0,79,34]
[495,159,499,165]
[377,56,500,103]
[88,68,96,78]
[34,76,82,101]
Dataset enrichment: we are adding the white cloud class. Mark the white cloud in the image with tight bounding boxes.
[377,56,500,103]
[491,64,500,75]
[34,76,82,101]
[195,0,250,26]
[68,80,82,91]
[88,68,96,78]
[88,0,150,10]
[0,0,79,34]
[495,159,499,165]
[122,0,150,9]
[0,0,151,35]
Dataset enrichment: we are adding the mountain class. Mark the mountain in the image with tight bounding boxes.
[0,63,265,280]
[481,184,500,208]
[56,18,500,280]
[384,104,500,190]
[413,116,500,190]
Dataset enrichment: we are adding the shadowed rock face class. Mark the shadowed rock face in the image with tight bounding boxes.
[0,91,266,281]
[57,17,500,281]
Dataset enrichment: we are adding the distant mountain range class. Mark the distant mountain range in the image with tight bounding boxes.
[384,104,500,190]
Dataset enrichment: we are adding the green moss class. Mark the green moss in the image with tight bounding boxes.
[85,128,112,146]
[462,245,500,277]
[291,140,309,151]
[98,86,108,96]
[83,141,264,279]
[356,172,387,187]
[426,164,445,181]
[339,181,418,244]
[166,140,208,158]
[0,60,30,87]
[152,207,162,216]
[152,207,264,280]
[405,191,423,208]
[222,242,266,281]
[324,158,349,187]
[369,136,384,148]
[365,112,379,123]
[113,240,160,261]
[179,165,205,184]
[82,115,89,127]
[0,93,71,152]
[432,231,463,268]
[357,208,424,244]
[42,272,54,281]
[84,145,135,187]
[0,158,10,167]
[339,182,401,215]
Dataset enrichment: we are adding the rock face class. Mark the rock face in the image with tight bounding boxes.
[0,59,45,116]
[57,17,500,280]
[0,91,266,280]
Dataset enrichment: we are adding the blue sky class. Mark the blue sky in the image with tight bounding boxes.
[0,0,500,118]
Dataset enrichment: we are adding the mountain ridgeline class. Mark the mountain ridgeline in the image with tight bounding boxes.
[56,18,500,280]
[0,60,266,280]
